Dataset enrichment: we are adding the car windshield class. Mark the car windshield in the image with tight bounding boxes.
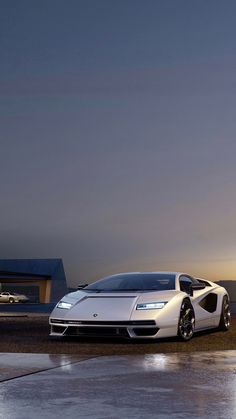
[85,273,176,292]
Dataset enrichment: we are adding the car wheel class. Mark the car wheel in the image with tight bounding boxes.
[178,299,195,341]
[218,295,231,331]
[9,297,15,303]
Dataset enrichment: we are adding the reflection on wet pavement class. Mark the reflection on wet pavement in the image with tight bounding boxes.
[141,351,236,371]
[0,351,236,418]
[0,353,88,382]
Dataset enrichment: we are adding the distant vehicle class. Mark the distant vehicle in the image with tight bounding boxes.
[0,292,29,303]
[49,271,231,341]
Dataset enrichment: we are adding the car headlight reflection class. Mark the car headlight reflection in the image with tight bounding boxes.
[136,302,167,310]
[56,301,73,310]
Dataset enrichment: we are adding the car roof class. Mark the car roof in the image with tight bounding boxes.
[107,271,185,276]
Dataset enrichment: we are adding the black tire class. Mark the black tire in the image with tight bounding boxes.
[178,299,195,341]
[9,297,15,303]
[218,295,231,331]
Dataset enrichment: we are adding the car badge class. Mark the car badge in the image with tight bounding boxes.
[93,313,98,317]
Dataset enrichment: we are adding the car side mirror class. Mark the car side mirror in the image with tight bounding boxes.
[190,283,206,296]
[77,284,88,289]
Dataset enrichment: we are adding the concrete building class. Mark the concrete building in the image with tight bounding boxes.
[0,259,68,303]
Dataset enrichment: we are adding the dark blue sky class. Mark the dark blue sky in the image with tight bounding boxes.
[1,1,236,285]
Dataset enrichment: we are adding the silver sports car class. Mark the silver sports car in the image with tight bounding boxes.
[0,291,29,303]
[49,272,231,341]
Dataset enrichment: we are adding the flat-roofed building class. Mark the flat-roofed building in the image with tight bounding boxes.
[0,259,68,303]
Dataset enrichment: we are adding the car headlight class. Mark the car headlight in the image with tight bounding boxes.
[56,301,73,310]
[136,302,167,310]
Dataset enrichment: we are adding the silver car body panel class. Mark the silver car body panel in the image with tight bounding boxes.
[49,272,229,339]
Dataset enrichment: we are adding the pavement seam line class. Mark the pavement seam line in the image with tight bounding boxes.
[0,355,102,384]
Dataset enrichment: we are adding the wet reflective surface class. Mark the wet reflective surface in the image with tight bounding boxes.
[0,353,86,382]
[0,351,236,418]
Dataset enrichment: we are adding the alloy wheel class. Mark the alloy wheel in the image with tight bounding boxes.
[219,295,231,330]
[178,299,195,341]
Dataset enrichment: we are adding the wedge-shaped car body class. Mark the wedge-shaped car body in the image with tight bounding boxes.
[49,272,231,340]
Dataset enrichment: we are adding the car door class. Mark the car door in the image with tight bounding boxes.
[0,292,9,303]
[179,275,215,330]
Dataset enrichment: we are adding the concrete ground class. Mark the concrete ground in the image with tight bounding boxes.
[1,304,236,418]
[0,351,236,419]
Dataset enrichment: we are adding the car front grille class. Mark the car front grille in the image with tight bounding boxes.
[50,319,159,338]
[65,326,130,337]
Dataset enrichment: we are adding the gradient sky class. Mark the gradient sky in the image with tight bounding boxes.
[1,0,236,286]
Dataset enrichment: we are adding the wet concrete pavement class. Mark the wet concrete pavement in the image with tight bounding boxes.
[0,351,236,419]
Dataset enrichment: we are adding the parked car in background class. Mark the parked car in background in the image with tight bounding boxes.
[0,292,29,303]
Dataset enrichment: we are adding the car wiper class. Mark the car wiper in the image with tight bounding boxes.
[85,289,119,293]
[99,289,142,292]
[84,289,142,292]
[117,289,142,291]
[84,289,104,293]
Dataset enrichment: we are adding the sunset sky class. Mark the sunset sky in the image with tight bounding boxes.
[1,1,236,286]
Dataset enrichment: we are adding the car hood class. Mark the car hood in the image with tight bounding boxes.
[51,290,180,321]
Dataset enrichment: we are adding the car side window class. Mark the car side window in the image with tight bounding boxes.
[179,276,194,295]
